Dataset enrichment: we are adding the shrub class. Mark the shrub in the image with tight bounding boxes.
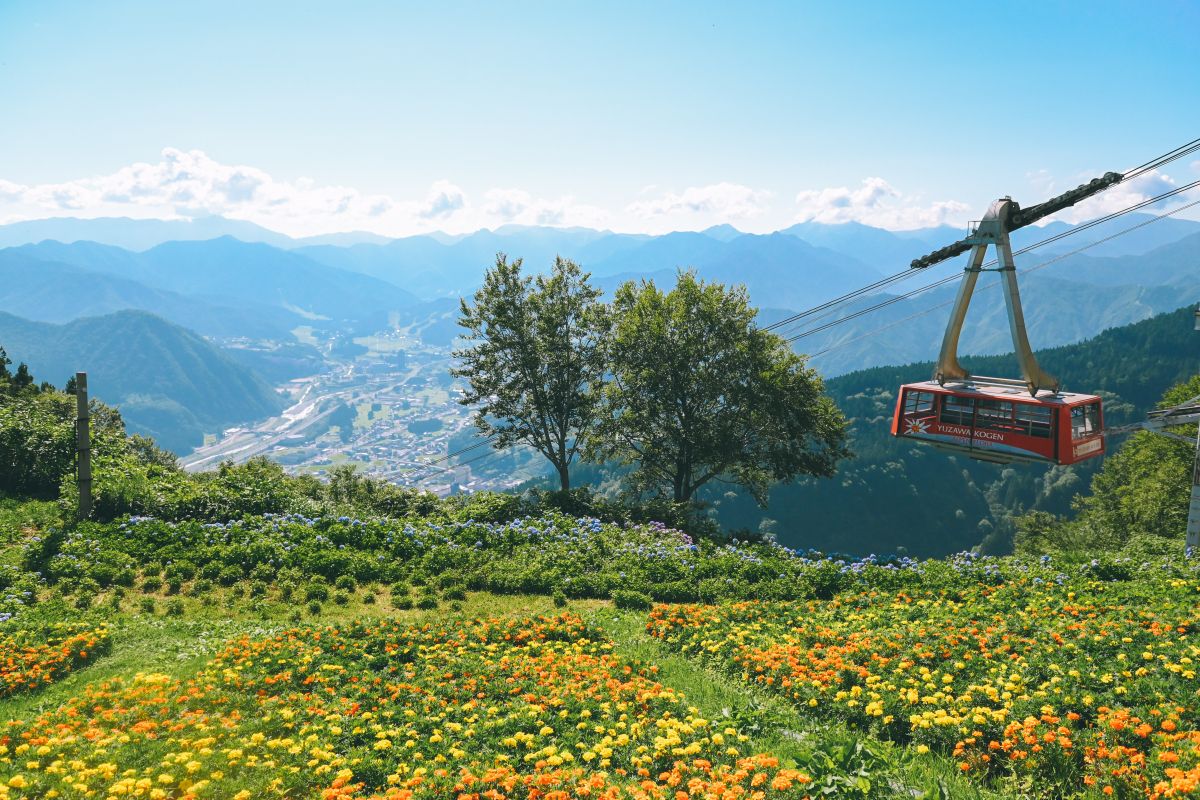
[165,561,197,581]
[333,591,350,606]
[305,584,330,603]
[249,563,275,582]
[552,589,567,608]
[612,589,653,611]
[165,598,184,617]
[334,575,357,592]
[141,576,162,593]
[216,566,242,587]
[306,600,322,615]
[416,595,438,610]
[139,598,156,615]
[395,597,414,610]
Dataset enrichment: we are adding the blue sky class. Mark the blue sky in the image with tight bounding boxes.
[1,0,1197,236]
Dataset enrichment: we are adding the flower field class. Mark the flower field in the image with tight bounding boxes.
[647,566,1200,798]
[0,623,110,698]
[3,504,1199,799]
[0,613,816,799]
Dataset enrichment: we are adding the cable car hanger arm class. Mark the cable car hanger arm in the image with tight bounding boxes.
[933,198,1059,395]
[909,171,1123,270]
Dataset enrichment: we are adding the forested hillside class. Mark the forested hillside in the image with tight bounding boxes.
[710,304,1200,556]
[0,310,284,452]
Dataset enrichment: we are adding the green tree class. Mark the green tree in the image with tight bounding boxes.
[592,271,849,505]
[1076,374,1198,546]
[452,254,609,492]
[1014,374,1199,555]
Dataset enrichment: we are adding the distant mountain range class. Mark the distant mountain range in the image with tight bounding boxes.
[3,215,1196,357]
[0,211,1195,460]
[0,251,302,339]
[0,215,392,251]
[3,237,418,329]
[0,310,284,453]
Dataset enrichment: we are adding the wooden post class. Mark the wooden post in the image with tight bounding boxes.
[75,371,92,520]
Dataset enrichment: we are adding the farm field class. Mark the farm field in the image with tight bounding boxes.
[0,501,1195,799]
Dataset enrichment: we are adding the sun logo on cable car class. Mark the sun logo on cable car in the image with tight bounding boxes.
[905,418,929,434]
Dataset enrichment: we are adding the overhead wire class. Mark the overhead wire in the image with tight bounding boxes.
[762,136,1200,336]
[802,194,1200,359]
[406,439,539,484]
[398,433,499,480]
[1121,137,1200,179]
[782,179,1200,345]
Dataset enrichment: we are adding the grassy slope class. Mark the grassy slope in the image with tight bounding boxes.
[0,504,991,798]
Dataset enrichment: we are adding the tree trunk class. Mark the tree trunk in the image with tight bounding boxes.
[557,462,571,493]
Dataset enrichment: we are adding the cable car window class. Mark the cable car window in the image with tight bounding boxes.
[904,390,935,415]
[975,399,1014,431]
[939,396,975,425]
[1071,402,1101,440]
[1014,403,1054,438]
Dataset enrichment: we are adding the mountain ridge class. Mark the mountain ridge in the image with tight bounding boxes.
[0,309,285,453]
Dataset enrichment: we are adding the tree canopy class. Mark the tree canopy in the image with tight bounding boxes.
[452,255,608,492]
[591,271,849,505]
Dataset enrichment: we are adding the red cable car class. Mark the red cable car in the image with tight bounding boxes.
[891,381,1104,465]
[891,196,1106,466]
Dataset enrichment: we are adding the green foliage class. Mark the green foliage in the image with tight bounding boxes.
[594,271,849,504]
[0,359,160,504]
[611,589,652,610]
[0,389,74,499]
[16,509,1062,618]
[1015,373,1198,556]
[453,254,609,492]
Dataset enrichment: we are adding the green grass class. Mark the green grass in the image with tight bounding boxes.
[0,498,61,546]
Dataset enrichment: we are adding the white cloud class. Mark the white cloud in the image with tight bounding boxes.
[627,182,771,220]
[793,177,968,229]
[0,180,27,203]
[482,188,608,228]
[417,180,465,219]
[0,148,612,236]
